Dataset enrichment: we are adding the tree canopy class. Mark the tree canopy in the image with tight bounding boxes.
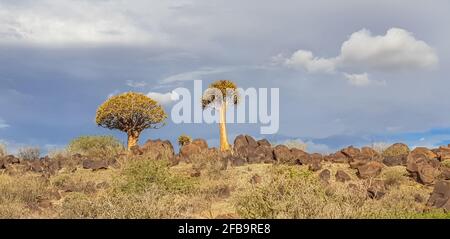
[95,92,167,149]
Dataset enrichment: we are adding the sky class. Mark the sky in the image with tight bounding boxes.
[1,0,450,154]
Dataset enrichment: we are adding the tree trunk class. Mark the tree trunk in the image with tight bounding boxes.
[127,131,140,150]
[219,104,230,152]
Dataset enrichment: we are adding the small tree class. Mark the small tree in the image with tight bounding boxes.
[96,92,167,150]
[202,80,239,152]
[178,134,192,146]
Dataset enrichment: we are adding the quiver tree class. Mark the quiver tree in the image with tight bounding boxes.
[95,92,167,150]
[202,80,239,152]
[178,134,192,146]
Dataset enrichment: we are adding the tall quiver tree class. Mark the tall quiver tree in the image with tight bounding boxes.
[96,92,167,150]
[202,80,239,152]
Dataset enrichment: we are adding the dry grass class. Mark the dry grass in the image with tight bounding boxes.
[0,150,448,219]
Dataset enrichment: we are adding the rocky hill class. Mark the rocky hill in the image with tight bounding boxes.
[1,134,450,218]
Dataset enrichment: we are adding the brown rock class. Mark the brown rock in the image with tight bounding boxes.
[6,155,20,164]
[141,139,175,158]
[82,159,108,171]
[250,174,262,184]
[341,146,360,159]
[180,143,202,158]
[418,164,441,185]
[335,170,351,182]
[233,135,249,149]
[367,180,386,199]
[426,180,450,212]
[290,148,310,165]
[308,162,322,172]
[349,155,370,169]
[361,147,381,160]
[192,138,208,149]
[190,169,201,177]
[245,135,258,148]
[357,161,384,179]
[440,167,450,180]
[434,146,450,161]
[407,147,441,185]
[257,139,271,147]
[325,152,349,163]
[382,143,410,166]
[319,169,331,183]
[217,185,231,198]
[273,145,294,164]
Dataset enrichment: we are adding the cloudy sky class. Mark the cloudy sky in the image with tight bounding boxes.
[1,0,450,153]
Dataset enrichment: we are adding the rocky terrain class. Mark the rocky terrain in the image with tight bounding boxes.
[1,135,450,218]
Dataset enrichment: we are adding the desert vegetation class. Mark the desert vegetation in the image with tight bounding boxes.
[1,133,450,219]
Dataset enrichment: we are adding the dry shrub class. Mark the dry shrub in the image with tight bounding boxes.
[370,142,390,154]
[0,143,7,157]
[0,174,55,218]
[190,151,224,180]
[281,139,307,151]
[380,166,408,188]
[59,186,207,219]
[233,165,430,219]
[0,174,52,205]
[17,147,40,161]
[47,148,71,159]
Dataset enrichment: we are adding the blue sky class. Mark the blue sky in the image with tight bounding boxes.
[1,0,450,154]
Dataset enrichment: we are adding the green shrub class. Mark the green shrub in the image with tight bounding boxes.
[67,135,124,158]
[17,147,40,161]
[118,159,196,194]
[442,160,450,168]
[178,134,192,146]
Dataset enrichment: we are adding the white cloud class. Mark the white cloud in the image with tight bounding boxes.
[146,91,179,105]
[126,80,147,88]
[283,28,438,75]
[285,50,336,73]
[161,67,231,84]
[0,118,9,129]
[339,28,438,71]
[344,73,371,86]
[0,0,184,46]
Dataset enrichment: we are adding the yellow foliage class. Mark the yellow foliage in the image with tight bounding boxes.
[96,92,167,134]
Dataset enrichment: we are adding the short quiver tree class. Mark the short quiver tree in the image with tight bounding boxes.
[202,80,239,152]
[95,92,167,150]
[178,134,192,146]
